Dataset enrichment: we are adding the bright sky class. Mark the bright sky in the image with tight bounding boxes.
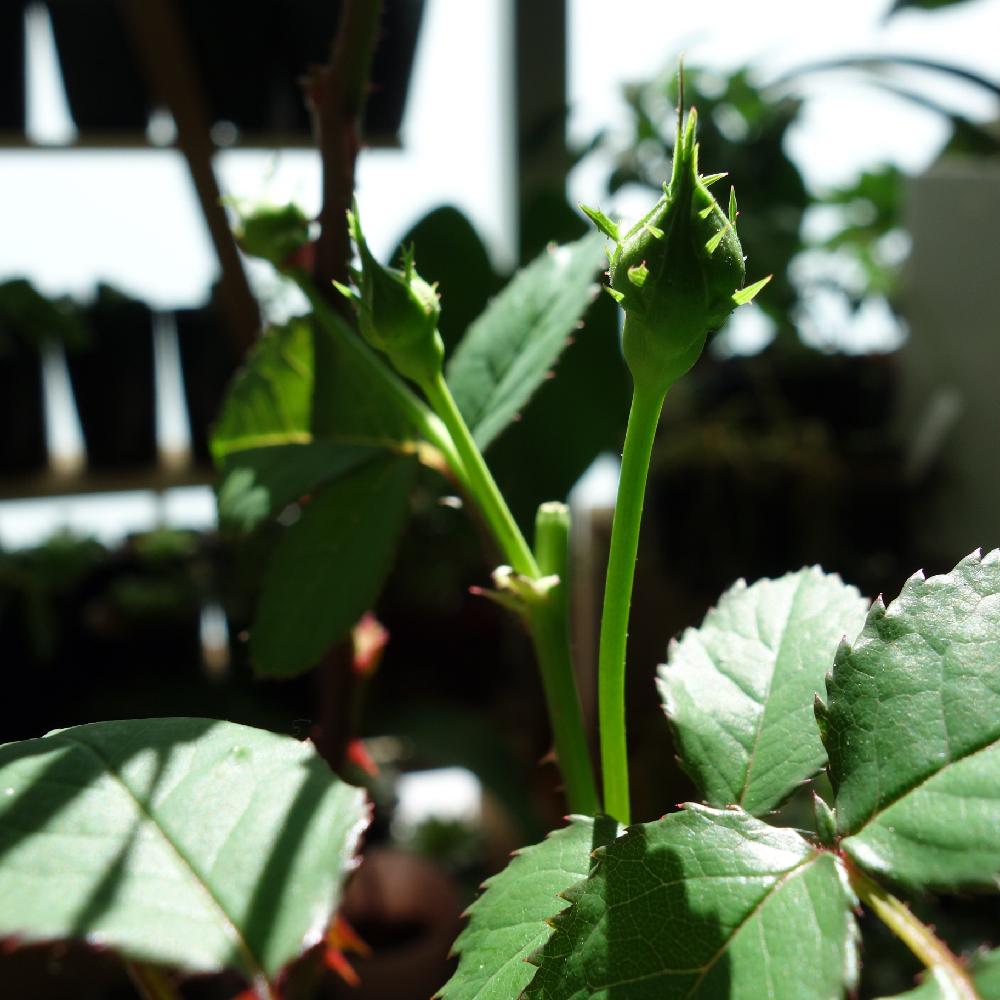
[0,0,997,547]
[2,0,997,307]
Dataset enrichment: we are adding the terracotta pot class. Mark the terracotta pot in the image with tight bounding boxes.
[329,848,463,1000]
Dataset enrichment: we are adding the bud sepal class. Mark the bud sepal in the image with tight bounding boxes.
[583,104,769,395]
[336,204,445,386]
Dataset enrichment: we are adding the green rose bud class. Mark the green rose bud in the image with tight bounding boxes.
[235,203,312,271]
[335,204,445,386]
[583,104,769,396]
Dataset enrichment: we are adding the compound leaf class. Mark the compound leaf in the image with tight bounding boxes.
[527,805,857,1000]
[446,233,606,450]
[440,815,621,1000]
[250,455,417,678]
[660,567,868,815]
[0,719,367,986]
[213,314,439,534]
[821,549,1000,891]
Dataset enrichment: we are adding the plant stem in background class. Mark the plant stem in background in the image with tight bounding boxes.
[597,383,666,825]
[530,503,600,815]
[847,863,979,1000]
[307,0,384,304]
[125,962,187,1000]
[421,370,539,578]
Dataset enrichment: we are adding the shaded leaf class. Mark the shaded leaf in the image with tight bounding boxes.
[445,233,606,450]
[211,320,313,464]
[250,455,417,678]
[888,0,980,14]
[660,567,868,815]
[526,805,857,1000]
[440,816,620,1000]
[309,299,442,456]
[0,719,367,986]
[822,549,1000,891]
[217,442,377,532]
[880,948,1000,999]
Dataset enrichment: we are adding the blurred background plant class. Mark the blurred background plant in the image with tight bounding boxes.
[1,0,998,996]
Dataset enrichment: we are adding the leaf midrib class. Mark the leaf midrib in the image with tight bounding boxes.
[844,733,1000,839]
[738,573,812,809]
[63,733,267,985]
[684,852,821,998]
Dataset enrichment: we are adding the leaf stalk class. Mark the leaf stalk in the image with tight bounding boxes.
[847,862,980,1000]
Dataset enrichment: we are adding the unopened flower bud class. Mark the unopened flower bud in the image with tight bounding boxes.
[236,203,312,271]
[583,105,769,395]
[335,205,444,386]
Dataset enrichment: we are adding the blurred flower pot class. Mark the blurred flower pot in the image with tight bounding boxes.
[46,0,150,132]
[66,286,156,469]
[175,302,241,464]
[329,847,463,1000]
[0,2,26,133]
[0,337,46,475]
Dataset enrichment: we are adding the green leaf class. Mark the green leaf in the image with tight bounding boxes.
[822,549,1000,891]
[309,297,443,456]
[659,567,868,815]
[217,442,377,532]
[527,805,858,1000]
[880,948,1000,999]
[212,309,443,532]
[250,455,417,677]
[0,719,367,986]
[211,319,314,464]
[440,815,621,1000]
[888,0,980,15]
[445,233,606,450]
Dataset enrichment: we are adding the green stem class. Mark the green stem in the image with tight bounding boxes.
[848,864,980,1000]
[598,382,666,825]
[421,370,539,578]
[421,375,599,812]
[531,503,600,815]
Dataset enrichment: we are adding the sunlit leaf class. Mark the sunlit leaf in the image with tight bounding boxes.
[821,549,1000,891]
[526,805,857,1000]
[0,719,367,988]
[446,234,606,450]
[660,567,868,815]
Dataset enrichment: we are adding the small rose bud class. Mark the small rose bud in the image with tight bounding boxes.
[335,204,445,386]
[583,104,769,395]
[235,203,312,271]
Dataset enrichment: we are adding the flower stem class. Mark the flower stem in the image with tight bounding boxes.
[598,382,666,825]
[530,503,600,815]
[421,370,539,578]
[847,863,980,1000]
